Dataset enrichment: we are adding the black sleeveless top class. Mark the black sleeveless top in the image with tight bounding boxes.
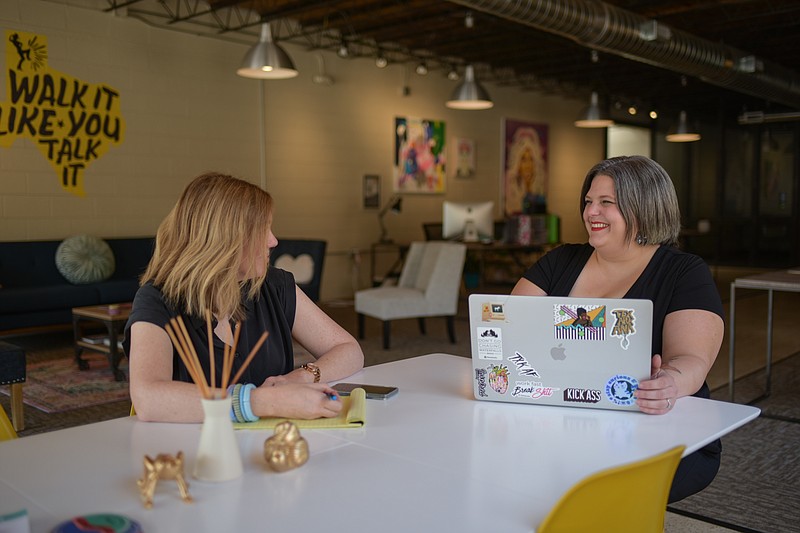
[123,267,297,386]
[523,243,724,399]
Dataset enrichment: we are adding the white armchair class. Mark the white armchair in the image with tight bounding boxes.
[355,241,467,349]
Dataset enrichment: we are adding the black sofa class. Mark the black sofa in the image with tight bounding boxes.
[0,237,155,331]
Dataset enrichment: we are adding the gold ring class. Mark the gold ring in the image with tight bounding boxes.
[666,398,672,410]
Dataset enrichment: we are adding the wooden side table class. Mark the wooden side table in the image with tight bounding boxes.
[0,341,26,432]
[72,303,132,382]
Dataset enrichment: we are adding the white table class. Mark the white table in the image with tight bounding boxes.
[0,354,760,533]
[728,268,800,401]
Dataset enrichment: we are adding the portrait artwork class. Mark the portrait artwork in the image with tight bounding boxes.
[502,119,548,217]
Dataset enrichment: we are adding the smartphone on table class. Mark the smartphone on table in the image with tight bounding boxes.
[333,383,399,400]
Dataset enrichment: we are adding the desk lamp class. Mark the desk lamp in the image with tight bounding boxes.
[378,194,403,243]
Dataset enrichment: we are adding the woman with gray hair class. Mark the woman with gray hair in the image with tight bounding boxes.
[512,155,723,502]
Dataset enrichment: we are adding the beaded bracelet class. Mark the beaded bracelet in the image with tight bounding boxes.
[239,383,259,422]
[227,384,236,422]
[231,383,245,423]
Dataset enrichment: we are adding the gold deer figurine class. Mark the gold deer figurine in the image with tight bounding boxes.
[137,451,193,508]
[264,421,309,472]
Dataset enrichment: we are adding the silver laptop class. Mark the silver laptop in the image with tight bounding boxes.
[468,294,653,411]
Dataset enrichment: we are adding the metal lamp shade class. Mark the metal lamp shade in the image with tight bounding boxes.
[446,65,493,110]
[574,91,614,128]
[237,23,298,80]
[666,110,701,142]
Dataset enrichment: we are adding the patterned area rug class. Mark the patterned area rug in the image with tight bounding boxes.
[0,332,129,413]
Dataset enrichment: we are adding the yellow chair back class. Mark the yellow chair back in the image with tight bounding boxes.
[0,404,18,441]
[537,445,685,533]
[130,404,136,416]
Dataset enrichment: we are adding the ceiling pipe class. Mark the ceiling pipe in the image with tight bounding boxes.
[449,0,800,109]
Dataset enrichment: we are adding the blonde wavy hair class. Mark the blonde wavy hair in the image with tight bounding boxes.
[142,172,273,321]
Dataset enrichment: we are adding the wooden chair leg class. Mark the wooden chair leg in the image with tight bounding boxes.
[382,321,391,350]
[10,383,24,432]
[357,313,365,339]
[446,315,456,344]
[417,317,427,335]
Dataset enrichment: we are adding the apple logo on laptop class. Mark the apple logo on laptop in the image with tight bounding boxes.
[550,344,566,361]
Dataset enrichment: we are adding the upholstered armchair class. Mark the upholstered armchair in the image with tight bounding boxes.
[355,241,467,349]
[270,239,327,302]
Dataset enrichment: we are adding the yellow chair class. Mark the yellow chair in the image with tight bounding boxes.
[537,445,685,533]
[130,404,136,416]
[1,404,18,441]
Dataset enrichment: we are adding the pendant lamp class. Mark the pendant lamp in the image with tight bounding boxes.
[574,91,614,128]
[666,111,701,142]
[237,23,298,79]
[446,65,493,110]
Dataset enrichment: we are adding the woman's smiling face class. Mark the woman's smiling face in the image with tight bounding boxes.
[583,174,629,249]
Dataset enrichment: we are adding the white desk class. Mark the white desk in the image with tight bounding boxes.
[728,268,800,401]
[1,354,760,533]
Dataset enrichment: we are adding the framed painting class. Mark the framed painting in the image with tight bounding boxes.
[502,118,548,216]
[363,174,380,209]
[394,117,446,193]
[453,137,475,179]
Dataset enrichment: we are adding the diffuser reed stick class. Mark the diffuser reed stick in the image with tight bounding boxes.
[164,314,268,400]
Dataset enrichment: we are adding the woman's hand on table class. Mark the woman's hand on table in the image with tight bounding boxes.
[635,354,680,415]
[253,381,342,419]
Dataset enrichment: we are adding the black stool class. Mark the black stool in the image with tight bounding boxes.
[0,341,26,432]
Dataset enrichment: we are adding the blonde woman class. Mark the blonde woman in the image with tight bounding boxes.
[124,172,364,423]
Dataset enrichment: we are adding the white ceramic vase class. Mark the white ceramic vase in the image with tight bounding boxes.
[193,396,243,482]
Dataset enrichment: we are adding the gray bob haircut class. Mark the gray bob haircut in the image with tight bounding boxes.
[579,156,681,246]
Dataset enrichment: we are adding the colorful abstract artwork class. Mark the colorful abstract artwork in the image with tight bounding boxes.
[394,116,446,193]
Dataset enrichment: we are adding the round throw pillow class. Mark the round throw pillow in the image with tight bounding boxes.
[55,235,115,284]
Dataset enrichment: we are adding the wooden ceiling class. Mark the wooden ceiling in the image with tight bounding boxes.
[92,0,800,119]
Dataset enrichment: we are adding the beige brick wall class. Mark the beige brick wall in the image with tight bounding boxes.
[1,0,603,300]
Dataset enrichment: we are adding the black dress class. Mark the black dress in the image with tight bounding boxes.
[523,243,724,503]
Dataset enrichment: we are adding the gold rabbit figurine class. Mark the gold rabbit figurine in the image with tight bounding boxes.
[263,421,309,472]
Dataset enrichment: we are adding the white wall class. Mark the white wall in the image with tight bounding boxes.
[1,0,604,300]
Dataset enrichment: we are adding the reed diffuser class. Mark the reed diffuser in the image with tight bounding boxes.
[165,314,267,482]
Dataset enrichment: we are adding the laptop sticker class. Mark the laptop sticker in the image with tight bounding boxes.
[481,302,506,321]
[563,387,602,404]
[475,326,503,360]
[553,304,606,340]
[605,375,638,406]
[610,308,636,349]
[474,368,489,397]
[507,351,541,377]
[511,380,559,399]
[488,364,509,394]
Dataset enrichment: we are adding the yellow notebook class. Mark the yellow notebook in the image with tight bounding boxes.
[233,387,366,430]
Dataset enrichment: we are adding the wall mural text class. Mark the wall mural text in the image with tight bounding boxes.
[1,30,125,196]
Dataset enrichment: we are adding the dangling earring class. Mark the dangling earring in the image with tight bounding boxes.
[636,234,648,246]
